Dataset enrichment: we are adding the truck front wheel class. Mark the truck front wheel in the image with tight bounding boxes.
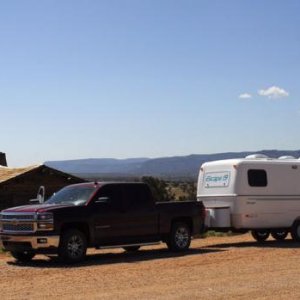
[167,222,191,252]
[58,229,87,263]
[11,250,35,263]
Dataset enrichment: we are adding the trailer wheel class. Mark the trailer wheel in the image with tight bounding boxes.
[10,250,35,263]
[167,222,191,252]
[271,230,288,241]
[251,230,270,242]
[58,229,87,263]
[291,221,300,242]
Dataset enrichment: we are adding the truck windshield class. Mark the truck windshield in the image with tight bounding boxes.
[46,186,96,206]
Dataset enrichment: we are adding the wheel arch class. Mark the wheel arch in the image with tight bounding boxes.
[60,222,90,244]
[171,217,193,234]
[292,217,300,226]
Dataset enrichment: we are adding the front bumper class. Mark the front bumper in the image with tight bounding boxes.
[0,234,60,251]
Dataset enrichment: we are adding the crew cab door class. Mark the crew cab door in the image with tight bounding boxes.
[90,183,159,246]
[90,184,124,245]
[120,184,159,241]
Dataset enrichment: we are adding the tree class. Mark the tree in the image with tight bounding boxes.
[178,182,197,201]
[141,176,174,202]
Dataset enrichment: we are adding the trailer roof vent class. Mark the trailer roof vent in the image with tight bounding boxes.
[278,156,296,160]
[245,154,269,159]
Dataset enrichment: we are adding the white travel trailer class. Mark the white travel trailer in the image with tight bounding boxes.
[197,154,300,242]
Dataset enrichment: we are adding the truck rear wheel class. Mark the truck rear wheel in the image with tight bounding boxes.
[167,222,191,252]
[291,221,300,242]
[271,230,288,241]
[11,250,35,263]
[251,230,270,242]
[58,229,87,263]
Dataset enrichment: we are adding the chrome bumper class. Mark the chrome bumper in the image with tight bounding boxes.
[0,234,60,250]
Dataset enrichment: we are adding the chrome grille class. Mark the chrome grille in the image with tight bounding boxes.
[0,213,36,233]
[3,214,35,220]
[3,223,34,232]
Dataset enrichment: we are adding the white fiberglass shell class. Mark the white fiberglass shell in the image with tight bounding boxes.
[197,158,300,198]
[197,158,300,229]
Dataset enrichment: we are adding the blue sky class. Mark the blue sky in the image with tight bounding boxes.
[1,0,300,167]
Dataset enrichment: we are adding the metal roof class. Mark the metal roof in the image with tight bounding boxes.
[0,165,41,183]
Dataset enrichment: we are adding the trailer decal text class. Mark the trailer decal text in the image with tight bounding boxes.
[204,171,230,188]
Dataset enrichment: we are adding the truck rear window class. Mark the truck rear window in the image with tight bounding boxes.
[248,169,267,187]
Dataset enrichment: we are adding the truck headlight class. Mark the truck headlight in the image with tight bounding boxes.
[37,212,54,230]
[37,212,53,221]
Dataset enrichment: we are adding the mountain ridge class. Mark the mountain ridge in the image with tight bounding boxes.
[45,150,300,181]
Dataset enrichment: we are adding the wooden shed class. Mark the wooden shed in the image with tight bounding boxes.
[0,164,85,210]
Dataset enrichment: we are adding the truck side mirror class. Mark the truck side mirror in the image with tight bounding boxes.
[37,186,45,203]
[30,186,45,204]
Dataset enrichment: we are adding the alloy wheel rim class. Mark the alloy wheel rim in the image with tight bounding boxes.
[67,235,84,258]
[258,231,268,238]
[175,227,189,248]
[276,231,286,237]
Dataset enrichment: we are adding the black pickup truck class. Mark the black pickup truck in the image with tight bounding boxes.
[0,182,205,263]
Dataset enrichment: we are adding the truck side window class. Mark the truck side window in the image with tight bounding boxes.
[248,169,267,187]
[96,184,122,209]
[122,185,152,211]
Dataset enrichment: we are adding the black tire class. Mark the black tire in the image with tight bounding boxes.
[58,229,87,263]
[167,222,191,252]
[10,250,35,263]
[123,246,140,252]
[271,230,288,241]
[291,221,300,242]
[251,230,270,242]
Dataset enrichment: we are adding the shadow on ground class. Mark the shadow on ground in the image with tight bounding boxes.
[206,238,300,249]
[7,238,300,269]
[7,246,224,269]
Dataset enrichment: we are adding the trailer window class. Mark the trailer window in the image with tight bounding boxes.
[248,169,267,187]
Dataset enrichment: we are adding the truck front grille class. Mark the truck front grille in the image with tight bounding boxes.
[3,223,35,232]
[3,214,35,221]
[0,213,36,233]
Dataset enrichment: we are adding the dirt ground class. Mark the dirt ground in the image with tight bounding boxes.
[1,233,300,300]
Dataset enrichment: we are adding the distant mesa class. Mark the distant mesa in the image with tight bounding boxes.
[45,150,300,181]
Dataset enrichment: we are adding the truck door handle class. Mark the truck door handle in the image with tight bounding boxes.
[96,225,111,229]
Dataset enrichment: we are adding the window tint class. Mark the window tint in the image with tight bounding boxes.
[96,184,122,208]
[248,169,267,187]
[122,184,152,210]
